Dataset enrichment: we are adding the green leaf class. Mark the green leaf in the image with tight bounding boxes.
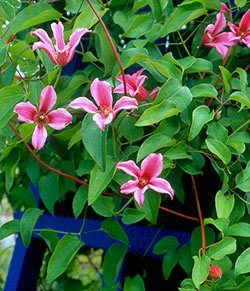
[140,190,161,224]
[236,161,250,192]
[178,245,193,274]
[184,58,213,73]
[161,2,206,36]
[0,220,20,240]
[215,190,235,219]
[164,141,191,160]
[192,255,210,289]
[6,3,61,38]
[235,0,247,7]
[74,1,108,29]
[163,251,178,280]
[207,122,228,144]
[135,100,180,127]
[39,173,60,214]
[235,247,250,276]
[153,236,178,255]
[207,237,236,260]
[88,156,116,205]
[82,114,107,171]
[205,138,231,164]
[39,230,59,252]
[234,67,247,93]
[229,91,250,108]
[102,219,128,245]
[122,208,146,225]
[103,244,127,286]
[219,66,232,94]
[137,134,175,162]
[189,105,214,141]
[9,186,36,208]
[73,186,88,218]
[20,208,43,247]
[0,41,7,66]
[204,218,229,232]
[224,223,250,237]
[91,196,115,217]
[0,85,25,129]
[119,115,144,142]
[191,84,218,98]
[124,275,145,291]
[47,234,83,282]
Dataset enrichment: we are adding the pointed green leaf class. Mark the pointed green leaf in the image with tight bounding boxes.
[73,186,88,218]
[192,255,210,289]
[0,220,20,240]
[189,105,214,141]
[122,208,146,225]
[206,138,231,164]
[102,219,128,245]
[82,113,107,171]
[207,237,236,260]
[20,208,43,247]
[47,234,83,282]
[88,156,116,205]
[235,247,250,276]
[163,251,178,280]
[215,190,235,219]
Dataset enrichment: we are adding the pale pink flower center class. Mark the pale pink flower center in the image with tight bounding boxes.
[138,177,148,188]
[35,113,48,126]
[101,106,112,118]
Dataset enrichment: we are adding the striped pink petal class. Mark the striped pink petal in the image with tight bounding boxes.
[32,125,47,150]
[39,85,57,114]
[120,180,139,194]
[149,178,174,199]
[14,102,37,123]
[141,153,163,179]
[134,187,147,207]
[68,28,91,63]
[93,113,106,131]
[90,78,113,108]
[68,97,98,113]
[113,96,138,115]
[47,108,72,130]
[239,9,250,32]
[31,28,54,49]
[51,21,65,51]
[117,160,141,178]
[32,42,57,64]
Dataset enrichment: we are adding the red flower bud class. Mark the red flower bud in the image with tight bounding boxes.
[209,265,222,278]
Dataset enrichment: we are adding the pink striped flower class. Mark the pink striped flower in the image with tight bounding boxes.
[117,153,174,207]
[68,78,138,131]
[114,69,148,101]
[228,9,250,48]
[14,86,72,150]
[202,11,236,58]
[31,21,91,66]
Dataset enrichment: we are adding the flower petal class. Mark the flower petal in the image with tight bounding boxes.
[214,43,229,59]
[31,28,54,49]
[32,125,47,150]
[213,12,226,35]
[47,108,72,130]
[14,102,37,123]
[141,153,163,179]
[39,85,57,114]
[32,42,57,64]
[239,9,250,33]
[90,78,113,108]
[93,113,106,131]
[113,96,138,115]
[67,28,91,63]
[149,178,174,199]
[68,97,98,113]
[117,160,141,178]
[136,86,148,101]
[120,180,139,194]
[51,21,65,51]
[134,187,147,207]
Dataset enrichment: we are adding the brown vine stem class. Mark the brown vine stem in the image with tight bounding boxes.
[86,0,127,95]
[191,175,206,255]
[9,122,199,222]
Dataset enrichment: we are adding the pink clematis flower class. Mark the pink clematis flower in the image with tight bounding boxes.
[114,69,148,101]
[228,9,250,48]
[117,153,174,207]
[68,78,138,131]
[202,11,236,58]
[31,21,91,66]
[209,265,222,279]
[14,85,72,150]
